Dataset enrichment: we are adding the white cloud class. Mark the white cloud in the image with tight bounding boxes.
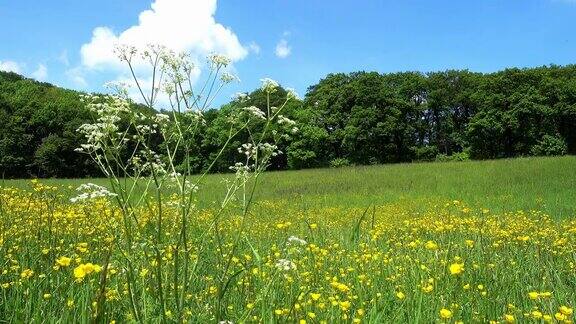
[66,67,88,88]
[275,39,291,58]
[80,0,248,71]
[248,41,261,55]
[0,60,21,73]
[32,64,48,81]
[58,50,70,67]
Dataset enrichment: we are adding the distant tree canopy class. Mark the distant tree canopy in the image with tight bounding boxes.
[1,64,576,178]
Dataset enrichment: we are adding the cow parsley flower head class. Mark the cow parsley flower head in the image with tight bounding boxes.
[277,115,296,126]
[233,92,250,103]
[220,72,238,83]
[114,44,138,62]
[275,259,297,271]
[287,236,307,246]
[286,88,300,100]
[260,78,279,93]
[209,54,231,68]
[243,106,266,120]
[70,183,117,203]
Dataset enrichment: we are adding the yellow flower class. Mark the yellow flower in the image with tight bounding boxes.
[56,256,72,267]
[299,320,306,324]
[421,284,433,293]
[528,291,539,300]
[396,291,405,300]
[339,300,351,311]
[310,293,321,301]
[20,269,34,279]
[73,263,102,281]
[274,309,283,315]
[330,281,350,293]
[439,308,452,319]
[554,313,567,321]
[43,293,51,299]
[531,310,543,319]
[465,240,474,247]
[559,306,573,316]
[76,243,88,253]
[449,263,464,275]
[307,312,316,319]
[425,241,438,250]
[504,314,515,323]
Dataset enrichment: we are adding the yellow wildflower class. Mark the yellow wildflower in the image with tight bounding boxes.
[449,263,464,275]
[559,306,573,316]
[504,314,515,323]
[55,256,72,267]
[439,308,452,319]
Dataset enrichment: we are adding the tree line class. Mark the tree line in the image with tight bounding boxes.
[1,64,575,178]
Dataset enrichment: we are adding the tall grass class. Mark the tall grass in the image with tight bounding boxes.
[5,155,576,217]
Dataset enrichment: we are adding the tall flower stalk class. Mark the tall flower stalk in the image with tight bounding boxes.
[75,44,297,322]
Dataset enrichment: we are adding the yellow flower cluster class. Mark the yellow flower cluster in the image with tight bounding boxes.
[0,184,575,323]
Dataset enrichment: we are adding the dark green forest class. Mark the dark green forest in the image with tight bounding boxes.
[1,64,576,178]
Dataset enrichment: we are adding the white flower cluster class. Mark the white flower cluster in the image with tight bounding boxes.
[233,92,250,103]
[136,124,157,135]
[238,143,258,157]
[103,81,131,98]
[114,44,137,62]
[237,143,280,160]
[70,183,117,203]
[275,259,297,271]
[229,162,252,176]
[220,72,238,84]
[287,236,307,246]
[259,143,280,157]
[242,106,266,120]
[208,53,231,68]
[260,78,279,93]
[129,150,167,175]
[162,51,195,84]
[286,88,300,100]
[153,113,170,125]
[76,94,131,153]
[277,115,296,126]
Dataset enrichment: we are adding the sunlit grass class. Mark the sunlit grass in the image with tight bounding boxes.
[1,156,575,322]
[4,155,576,216]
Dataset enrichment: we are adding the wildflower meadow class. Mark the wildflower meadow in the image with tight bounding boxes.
[0,42,575,324]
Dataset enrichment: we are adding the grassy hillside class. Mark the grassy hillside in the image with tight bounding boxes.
[4,155,575,217]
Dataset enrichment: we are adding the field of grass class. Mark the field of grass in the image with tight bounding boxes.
[1,156,575,322]
[4,155,576,216]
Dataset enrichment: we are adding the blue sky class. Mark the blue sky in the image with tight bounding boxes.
[1,0,575,107]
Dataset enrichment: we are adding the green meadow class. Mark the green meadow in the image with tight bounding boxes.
[4,155,576,216]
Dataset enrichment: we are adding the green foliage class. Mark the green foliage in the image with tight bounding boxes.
[435,151,470,162]
[530,135,568,156]
[0,71,100,178]
[329,157,351,168]
[3,64,576,178]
